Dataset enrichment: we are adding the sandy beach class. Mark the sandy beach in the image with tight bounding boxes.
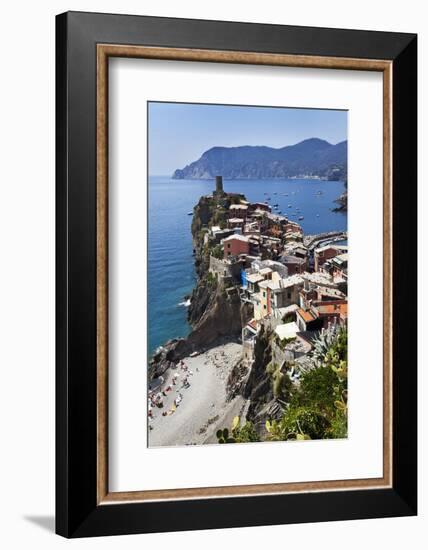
[148,341,247,447]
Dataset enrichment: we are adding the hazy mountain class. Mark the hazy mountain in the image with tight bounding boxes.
[172,138,347,180]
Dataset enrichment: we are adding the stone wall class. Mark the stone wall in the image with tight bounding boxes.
[209,256,242,282]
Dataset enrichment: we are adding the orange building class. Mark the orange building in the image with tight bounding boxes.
[296,300,348,331]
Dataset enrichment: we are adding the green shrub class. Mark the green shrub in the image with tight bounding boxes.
[206,271,218,287]
[272,367,292,400]
[266,326,348,441]
[265,362,277,376]
[282,312,295,324]
[210,244,224,259]
[276,335,296,350]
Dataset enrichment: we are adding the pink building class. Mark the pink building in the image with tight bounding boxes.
[223,235,250,258]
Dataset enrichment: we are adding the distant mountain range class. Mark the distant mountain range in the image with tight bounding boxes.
[172,138,347,181]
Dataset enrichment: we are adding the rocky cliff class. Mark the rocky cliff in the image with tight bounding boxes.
[149,191,251,380]
[333,180,348,212]
[226,324,284,437]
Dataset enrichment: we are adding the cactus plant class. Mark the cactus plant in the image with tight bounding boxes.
[216,416,260,444]
[216,428,236,443]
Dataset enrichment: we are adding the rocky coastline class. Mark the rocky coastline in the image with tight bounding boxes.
[148,182,348,446]
[148,191,251,382]
[332,180,348,212]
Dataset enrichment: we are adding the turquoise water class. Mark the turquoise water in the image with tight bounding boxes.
[148,176,347,354]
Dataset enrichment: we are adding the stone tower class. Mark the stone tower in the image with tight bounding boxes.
[214,175,224,196]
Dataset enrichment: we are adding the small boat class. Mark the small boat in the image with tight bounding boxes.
[273,192,278,195]
[298,216,304,220]
[187,212,193,215]
[273,203,279,207]
[288,204,292,208]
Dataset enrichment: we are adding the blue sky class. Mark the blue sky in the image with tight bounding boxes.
[148,102,347,176]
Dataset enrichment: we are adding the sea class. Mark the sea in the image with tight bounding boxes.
[148,176,347,354]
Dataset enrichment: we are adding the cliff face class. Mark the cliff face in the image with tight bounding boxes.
[188,285,246,348]
[242,327,275,422]
[173,138,347,181]
[149,191,250,380]
[226,325,280,436]
[187,191,251,344]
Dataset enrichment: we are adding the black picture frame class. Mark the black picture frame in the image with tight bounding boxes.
[56,11,417,538]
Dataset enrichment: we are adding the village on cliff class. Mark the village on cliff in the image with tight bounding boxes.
[148,175,348,446]
[205,176,347,370]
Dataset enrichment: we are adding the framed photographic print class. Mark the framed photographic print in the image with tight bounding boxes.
[56,11,417,538]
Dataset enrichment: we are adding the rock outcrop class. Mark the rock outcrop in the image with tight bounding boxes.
[333,191,348,212]
[242,327,274,418]
[333,180,348,212]
[149,190,249,381]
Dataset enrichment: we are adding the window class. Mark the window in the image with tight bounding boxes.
[264,305,267,310]
[227,243,231,248]
[287,292,291,299]
[263,292,266,297]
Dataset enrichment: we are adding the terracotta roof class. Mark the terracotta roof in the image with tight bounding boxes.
[297,308,317,323]
[248,318,258,330]
[316,302,348,317]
